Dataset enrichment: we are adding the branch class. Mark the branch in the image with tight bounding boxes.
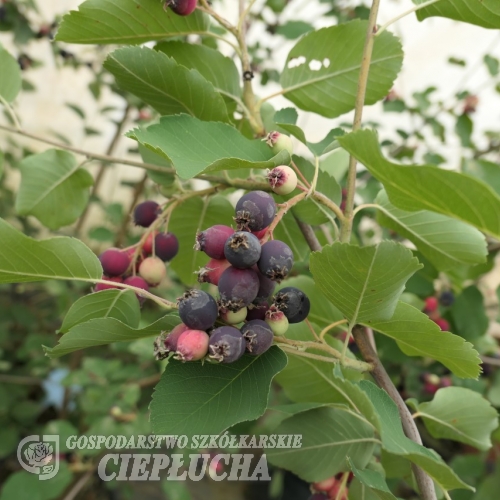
[294,217,322,252]
[352,326,437,500]
[340,0,381,242]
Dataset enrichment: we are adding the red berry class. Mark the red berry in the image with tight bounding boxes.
[176,329,209,361]
[424,382,439,395]
[267,165,298,195]
[328,482,348,500]
[155,232,179,261]
[142,231,158,255]
[252,228,268,240]
[313,477,336,493]
[424,296,438,313]
[133,200,160,228]
[99,248,130,277]
[433,317,450,331]
[166,0,198,16]
[139,256,167,286]
[195,225,234,260]
[198,258,231,286]
[122,247,145,273]
[154,323,189,360]
[95,275,123,292]
[123,276,149,304]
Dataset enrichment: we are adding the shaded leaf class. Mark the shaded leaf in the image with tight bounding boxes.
[348,459,398,500]
[450,285,489,342]
[0,44,22,103]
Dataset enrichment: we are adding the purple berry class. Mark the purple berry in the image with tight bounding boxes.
[258,240,294,282]
[133,200,160,227]
[246,300,269,321]
[265,131,293,155]
[198,258,231,286]
[265,305,289,335]
[195,225,234,260]
[155,232,179,261]
[208,326,246,363]
[99,248,130,276]
[273,287,310,324]
[178,289,218,331]
[166,0,198,16]
[241,320,274,356]
[267,165,298,195]
[234,191,277,232]
[255,268,276,299]
[176,329,209,361]
[154,323,189,360]
[218,267,259,311]
[95,275,123,292]
[224,231,261,269]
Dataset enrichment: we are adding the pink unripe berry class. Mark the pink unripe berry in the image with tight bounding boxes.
[433,317,450,331]
[313,477,336,493]
[220,307,248,325]
[142,231,158,255]
[424,296,438,313]
[175,329,210,361]
[154,323,190,360]
[95,275,123,292]
[265,305,289,335]
[265,131,293,155]
[198,258,231,286]
[99,248,130,276]
[139,257,167,286]
[268,165,298,195]
[195,225,234,260]
[440,376,453,388]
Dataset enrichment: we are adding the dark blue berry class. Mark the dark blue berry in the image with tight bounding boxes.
[178,289,218,330]
[439,290,455,307]
[208,326,246,363]
[218,267,259,311]
[258,240,294,282]
[234,191,276,232]
[224,231,261,269]
[241,320,274,355]
[273,287,310,323]
[246,300,269,321]
[134,200,160,227]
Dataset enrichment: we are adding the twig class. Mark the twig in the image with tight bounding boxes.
[0,94,22,130]
[63,468,96,500]
[352,325,437,500]
[340,0,381,243]
[319,319,348,341]
[0,374,42,385]
[294,217,322,252]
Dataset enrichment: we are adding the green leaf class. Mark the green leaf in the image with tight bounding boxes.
[169,195,234,285]
[59,289,141,333]
[359,381,473,492]
[44,314,179,358]
[339,129,500,239]
[375,190,487,271]
[0,44,22,103]
[455,114,474,148]
[104,47,229,122]
[484,54,499,76]
[409,387,498,450]
[462,158,500,196]
[15,149,94,230]
[156,41,241,107]
[0,218,102,284]
[56,0,210,44]
[267,407,377,482]
[150,347,287,438]
[127,114,290,180]
[280,20,403,118]
[367,302,481,379]
[450,285,489,342]
[276,20,314,39]
[414,0,500,29]
[348,459,398,500]
[310,241,422,324]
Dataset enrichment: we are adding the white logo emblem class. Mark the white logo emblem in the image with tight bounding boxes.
[17,435,59,480]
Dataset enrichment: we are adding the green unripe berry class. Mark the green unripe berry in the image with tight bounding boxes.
[265,131,293,156]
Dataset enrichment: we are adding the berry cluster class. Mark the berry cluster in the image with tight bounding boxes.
[154,189,311,364]
[423,292,455,331]
[94,200,178,303]
[420,372,452,395]
[309,474,352,500]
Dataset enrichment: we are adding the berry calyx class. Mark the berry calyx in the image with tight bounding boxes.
[218,267,260,311]
[267,165,298,195]
[265,131,293,155]
[178,290,218,331]
[265,305,289,335]
[138,256,167,286]
[224,231,261,269]
[155,232,179,261]
[195,225,234,260]
[176,329,210,361]
[198,258,231,286]
[133,200,160,227]
[424,296,438,313]
[258,240,294,282]
[220,307,247,325]
[208,326,246,364]
[241,320,274,355]
[273,287,310,323]
[154,323,189,360]
[95,275,123,292]
[99,248,130,277]
[166,0,198,16]
[234,191,277,232]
